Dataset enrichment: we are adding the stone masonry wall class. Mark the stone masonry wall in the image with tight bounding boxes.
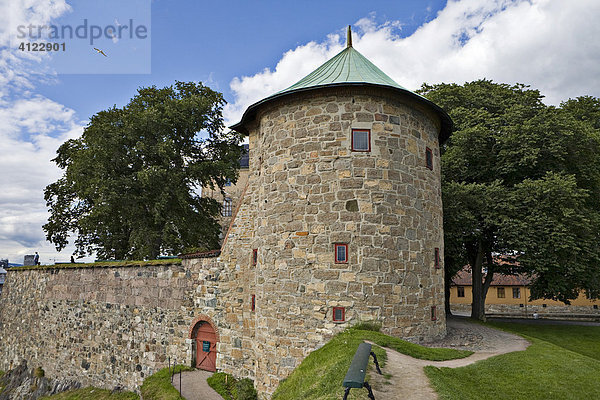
[242,86,446,396]
[0,260,224,392]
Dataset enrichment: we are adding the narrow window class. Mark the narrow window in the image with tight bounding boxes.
[457,287,465,298]
[497,287,505,299]
[333,307,345,322]
[252,249,258,266]
[351,129,371,152]
[513,287,521,299]
[425,147,433,170]
[251,294,256,311]
[431,306,437,321]
[594,305,598,310]
[542,304,547,308]
[222,198,232,216]
[434,248,440,269]
[334,244,348,264]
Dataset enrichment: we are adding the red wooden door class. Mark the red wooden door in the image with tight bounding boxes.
[195,322,217,371]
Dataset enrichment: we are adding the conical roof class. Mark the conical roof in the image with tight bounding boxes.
[276,46,408,94]
[231,33,452,142]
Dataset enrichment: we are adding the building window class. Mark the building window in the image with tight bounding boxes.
[513,287,521,299]
[222,198,232,216]
[497,287,505,298]
[457,287,465,298]
[426,147,433,170]
[351,129,371,152]
[252,249,258,266]
[251,294,256,311]
[542,304,547,308]
[434,248,440,269]
[431,306,437,321]
[333,307,345,322]
[334,244,348,264]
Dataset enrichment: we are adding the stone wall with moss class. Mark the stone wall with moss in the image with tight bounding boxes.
[0,259,224,391]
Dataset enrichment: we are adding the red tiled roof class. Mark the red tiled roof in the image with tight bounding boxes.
[452,267,532,286]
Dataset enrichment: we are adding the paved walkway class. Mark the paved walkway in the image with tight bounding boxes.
[172,370,223,400]
[369,317,530,399]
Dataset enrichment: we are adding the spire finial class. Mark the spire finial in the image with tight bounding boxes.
[347,25,352,48]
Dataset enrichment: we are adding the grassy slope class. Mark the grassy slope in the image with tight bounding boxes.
[425,323,600,400]
[140,365,194,400]
[39,388,139,400]
[272,327,472,400]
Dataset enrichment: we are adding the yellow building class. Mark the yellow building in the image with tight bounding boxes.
[450,268,600,319]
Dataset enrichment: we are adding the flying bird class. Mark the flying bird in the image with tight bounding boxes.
[93,47,107,57]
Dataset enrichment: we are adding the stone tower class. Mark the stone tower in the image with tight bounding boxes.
[225,27,453,396]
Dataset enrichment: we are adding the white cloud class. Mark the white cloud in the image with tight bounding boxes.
[224,0,600,125]
[0,0,87,264]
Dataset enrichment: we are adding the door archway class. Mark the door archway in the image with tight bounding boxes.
[189,316,218,372]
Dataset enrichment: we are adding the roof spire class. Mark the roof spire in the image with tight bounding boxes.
[347,25,352,48]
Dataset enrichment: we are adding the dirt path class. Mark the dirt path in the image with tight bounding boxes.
[171,370,223,400]
[369,317,530,399]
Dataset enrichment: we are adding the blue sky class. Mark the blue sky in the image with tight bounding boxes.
[1,0,600,264]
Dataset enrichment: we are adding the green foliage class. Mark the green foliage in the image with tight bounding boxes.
[351,321,381,332]
[44,81,244,260]
[272,327,470,400]
[419,80,600,315]
[425,323,600,399]
[39,388,139,400]
[140,365,193,400]
[207,372,257,400]
[33,367,45,378]
[10,258,181,271]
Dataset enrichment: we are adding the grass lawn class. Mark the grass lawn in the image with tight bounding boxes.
[140,365,194,400]
[39,388,139,400]
[425,322,600,400]
[272,326,471,400]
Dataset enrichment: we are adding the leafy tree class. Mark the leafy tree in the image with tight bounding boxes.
[419,80,600,319]
[44,81,243,260]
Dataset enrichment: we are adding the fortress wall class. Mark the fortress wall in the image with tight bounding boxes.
[0,259,223,391]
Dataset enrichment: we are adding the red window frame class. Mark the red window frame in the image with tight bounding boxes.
[333,307,345,322]
[431,306,437,321]
[252,249,258,266]
[351,129,371,152]
[426,147,433,170]
[334,243,348,264]
[434,248,440,269]
[251,294,255,311]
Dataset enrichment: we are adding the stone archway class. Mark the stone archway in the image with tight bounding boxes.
[189,315,219,372]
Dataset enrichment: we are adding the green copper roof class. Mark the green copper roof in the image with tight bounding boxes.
[276,46,409,95]
[231,30,453,142]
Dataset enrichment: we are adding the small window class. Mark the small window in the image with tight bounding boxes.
[333,307,345,322]
[457,287,465,298]
[519,303,524,307]
[542,304,547,308]
[431,306,437,321]
[497,287,505,299]
[434,248,440,269]
[222,198,232,216]
[252,249,258,266]
[334,244,348,264]
[351,129,371,152]
[251,294,256,311]
[594,305,598,310]
[425,147,433,170]
[513,287,521,299]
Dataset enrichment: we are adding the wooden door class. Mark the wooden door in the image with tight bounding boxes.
[194,322,217,371]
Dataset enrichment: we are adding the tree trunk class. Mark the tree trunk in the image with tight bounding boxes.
[470,239,485,320]
[444,271,452,316]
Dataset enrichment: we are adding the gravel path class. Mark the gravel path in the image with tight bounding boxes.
[172,370,223,400]
[369,316,530,399]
